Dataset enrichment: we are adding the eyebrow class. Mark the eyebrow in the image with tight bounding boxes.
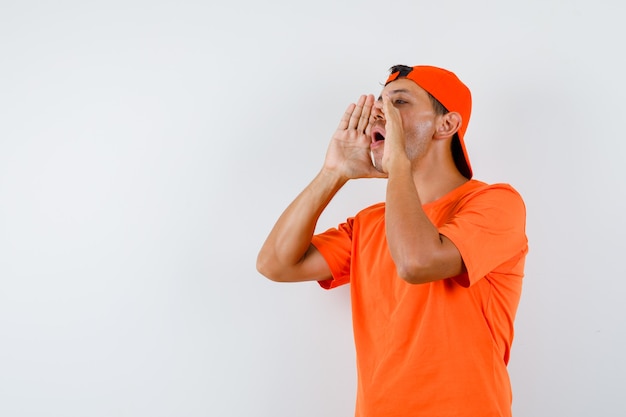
[377,88,411,100]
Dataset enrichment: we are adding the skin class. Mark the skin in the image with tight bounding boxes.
[256,78,469,284]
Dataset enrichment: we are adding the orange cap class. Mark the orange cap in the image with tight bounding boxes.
[386,65,473,178]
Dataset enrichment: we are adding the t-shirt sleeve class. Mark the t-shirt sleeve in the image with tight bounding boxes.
[439,184,528,287]
[310,218,354,290]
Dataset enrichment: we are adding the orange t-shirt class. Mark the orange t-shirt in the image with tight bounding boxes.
[311,180,528,417]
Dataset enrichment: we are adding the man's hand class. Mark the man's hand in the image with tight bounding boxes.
[381,93,410,174]
[323,95,386,180]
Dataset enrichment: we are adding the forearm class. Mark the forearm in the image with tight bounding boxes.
[256,169,346,279]
[385,164,449,284]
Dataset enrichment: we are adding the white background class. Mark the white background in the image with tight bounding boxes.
[1,1,625,416]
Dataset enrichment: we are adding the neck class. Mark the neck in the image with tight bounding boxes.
[412,152,469,204]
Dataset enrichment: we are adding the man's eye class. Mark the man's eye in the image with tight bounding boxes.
[394,99,407,105]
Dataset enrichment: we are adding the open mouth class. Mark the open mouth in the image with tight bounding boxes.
[370,125,386,147]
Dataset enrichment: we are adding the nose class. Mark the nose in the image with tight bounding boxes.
[371,100,385,121]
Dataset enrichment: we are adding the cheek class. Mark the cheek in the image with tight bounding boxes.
[405,119,435,139]
[403,119,435,160]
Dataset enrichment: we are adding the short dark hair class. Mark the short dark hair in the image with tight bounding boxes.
[388,64,414,78]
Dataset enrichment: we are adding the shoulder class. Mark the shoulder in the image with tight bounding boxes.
[354,202,386,218]
[458,180,526,211]
[442,180,527,234]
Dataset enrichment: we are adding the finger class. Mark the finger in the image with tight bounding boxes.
[382,94,404,147]
[357,94,374,133]
[347,95,366,130]
[382,94,400,124]
[337,103,356,130]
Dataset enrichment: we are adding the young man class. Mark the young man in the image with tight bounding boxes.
[257,65,528,417]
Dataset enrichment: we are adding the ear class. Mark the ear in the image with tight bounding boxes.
[433,112,462,140]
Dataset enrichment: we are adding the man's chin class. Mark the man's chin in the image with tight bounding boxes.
[370,149,385,173]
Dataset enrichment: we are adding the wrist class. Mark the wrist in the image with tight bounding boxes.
[317,167,349,189]
[384,154,411,175]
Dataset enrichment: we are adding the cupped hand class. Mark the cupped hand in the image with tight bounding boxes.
[381,93,409,173]
[323,95,386,180]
